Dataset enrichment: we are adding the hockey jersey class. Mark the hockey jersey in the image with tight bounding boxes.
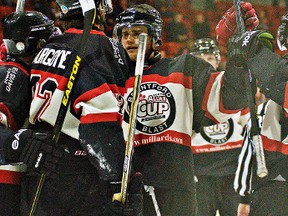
[192,109,250,176]
[29,28,131,181]
[234,100,288,201]
[0,59,30,184]
[122,54,246,191]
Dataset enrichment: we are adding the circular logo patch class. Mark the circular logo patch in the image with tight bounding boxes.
[125,82,175,134]
[200,118,234,144]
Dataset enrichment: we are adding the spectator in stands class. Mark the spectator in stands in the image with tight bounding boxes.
[257,9,270,31]
[192,13,211,39]
[165,12,188,43]
[205,0,215,10]
[32,0,56,20]
[272,0,288,7]
[158,4,175,19]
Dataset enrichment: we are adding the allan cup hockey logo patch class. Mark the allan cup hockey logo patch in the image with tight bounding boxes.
[125,82,176,134]
[200,118,234,145]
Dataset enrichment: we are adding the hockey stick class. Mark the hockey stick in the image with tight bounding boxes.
[113,33,147,204]
[233,0,268,178]
[29,1,96,215]
[15,0,25,12]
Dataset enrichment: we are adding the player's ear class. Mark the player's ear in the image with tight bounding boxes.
[37,39,47,50]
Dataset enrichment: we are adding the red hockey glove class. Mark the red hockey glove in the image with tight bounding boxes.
[216,2,259,46]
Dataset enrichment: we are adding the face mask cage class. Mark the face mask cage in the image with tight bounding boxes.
[115,21,162,47]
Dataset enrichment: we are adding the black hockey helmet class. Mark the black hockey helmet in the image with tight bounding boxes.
[115,4,163,48]
[56,0,113,21]
[3,11,55,56]
[190,38,221,64]
[277,12,288,51]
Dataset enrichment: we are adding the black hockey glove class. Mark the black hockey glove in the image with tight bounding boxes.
[227,30,274,67]
[4,129,64,175]
[104,173,143,216]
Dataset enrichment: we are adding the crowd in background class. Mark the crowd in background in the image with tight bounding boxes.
[0,0,287,67]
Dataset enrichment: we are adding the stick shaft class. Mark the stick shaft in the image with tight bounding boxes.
[29,2,96,215]
[113,33,147,204]
[233,0,268,178]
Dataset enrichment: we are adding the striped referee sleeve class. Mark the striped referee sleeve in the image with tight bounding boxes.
[234,120,254,202]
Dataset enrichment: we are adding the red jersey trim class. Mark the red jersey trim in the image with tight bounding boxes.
[125,72,193,89]
[0,61,29,76]
[65,28,106,36]
[81,112,120,123]
[133,130,192,149]
[262,135,288,155]
[74,83,119,114]
[0,103,17,130]
[192,140,242,154]
[0,170,24,185]
[32,69,68,91]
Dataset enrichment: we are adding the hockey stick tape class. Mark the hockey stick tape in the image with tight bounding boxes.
[79,0,95,15]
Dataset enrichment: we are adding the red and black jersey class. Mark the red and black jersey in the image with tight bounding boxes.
[0,59,31,130]
[29,28,131,181]
[0,59,30,184]
[122,54,245,191]
[192,109,250,177]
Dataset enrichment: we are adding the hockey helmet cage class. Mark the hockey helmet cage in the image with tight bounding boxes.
[277,12,288,51]
[3,11,54,56]
[56,0,113,21]
[190,38,221,64]
[115,4,163,47]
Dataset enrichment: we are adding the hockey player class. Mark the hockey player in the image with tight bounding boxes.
[190,38,250,216]
[190,38,221,70]
[222,12,288,216]
[114,4,259,216]
[2,0,143,215]
[0,10,55,216]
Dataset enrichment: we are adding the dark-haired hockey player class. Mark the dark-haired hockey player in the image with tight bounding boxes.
[2,0,143,215]
[190,38,250,216]
[0,10,55,216]
[220,11,288,216]
[114,3,259,216]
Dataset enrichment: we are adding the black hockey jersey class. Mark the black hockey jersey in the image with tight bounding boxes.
[0,59,30,184]
[192,108,250,177]
[122,54,245,191]
[30,28,131,181]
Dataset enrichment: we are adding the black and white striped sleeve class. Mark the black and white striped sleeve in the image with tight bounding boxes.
[234,120,254,204]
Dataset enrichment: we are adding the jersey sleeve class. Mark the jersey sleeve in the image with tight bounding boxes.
[76,81,126,181]
[0,62,31,129]
[234,120,254,204]
[247,47,288,109]
[73,36,128,181]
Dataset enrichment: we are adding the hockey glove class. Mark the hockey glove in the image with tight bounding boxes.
[4,129,64,175]
[104,173,143,216]
[227,30,274,67]
[216,2,259,46]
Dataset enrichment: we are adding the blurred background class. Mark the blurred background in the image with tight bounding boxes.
[0,0,287,69]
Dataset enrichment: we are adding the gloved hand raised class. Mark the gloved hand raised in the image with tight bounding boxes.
[216,2,259,46]
[227,30,274,67]
[4,129,64,175]
[104,173,143,216]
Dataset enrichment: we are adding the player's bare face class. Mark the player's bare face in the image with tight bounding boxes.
[121,26,151,62]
